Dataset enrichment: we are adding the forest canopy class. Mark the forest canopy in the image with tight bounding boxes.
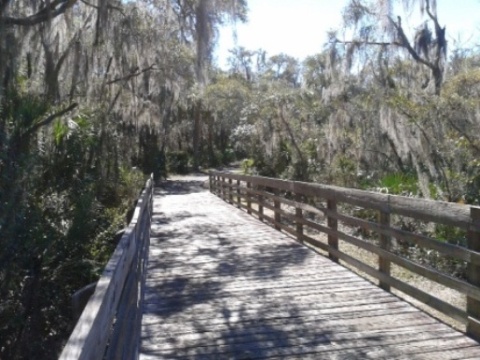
[1,0,480,358]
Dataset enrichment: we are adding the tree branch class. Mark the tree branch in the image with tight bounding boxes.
[106,64,156,85]
[388,15,435,71]
[1,0,78,26]
[0,0,11,16]
[22,103,78,138]
[333,39,402,47]
[425,0,442,35]
[80,0,126,16]
[424,0,446,68]
[278,104,306,172]
[447,118,480,155]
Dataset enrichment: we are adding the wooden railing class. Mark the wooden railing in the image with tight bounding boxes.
[209,171,480,341]
[59,175,154,360]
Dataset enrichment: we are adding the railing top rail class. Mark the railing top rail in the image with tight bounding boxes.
[210,171,479,231]
[59,175,153,360]
[210,171,480,340]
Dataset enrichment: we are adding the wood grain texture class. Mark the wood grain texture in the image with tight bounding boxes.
[468,207,480,339]
[210,171,478,231]
[140,178,480,359]
[60,176,153,360]
[211,172,480,328]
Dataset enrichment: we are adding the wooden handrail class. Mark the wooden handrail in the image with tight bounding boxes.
[59,174,154,360]
[209,171,480,341]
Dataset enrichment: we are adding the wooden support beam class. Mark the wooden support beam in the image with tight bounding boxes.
[247,182,252,214]
[327,199,338,263]
[236,180,241,208]
[228,178,233,204]
[274,189,281,231]
[296,193,304,243]
[379,210,391,291]
[258,185,264,222]
[467,207,480,341]
[221,176,226,200]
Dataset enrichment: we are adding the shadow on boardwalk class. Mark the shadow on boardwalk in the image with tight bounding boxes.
[155,179,207,195]
[141,178,480,359]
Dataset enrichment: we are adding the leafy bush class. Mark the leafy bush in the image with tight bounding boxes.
[378,173,419,195]
[221,148,236,164]
[241,158,255,175]
[166,151,190,174]
[331,155,357,187]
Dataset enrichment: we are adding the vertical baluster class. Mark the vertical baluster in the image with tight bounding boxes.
[295,193,303,243]
[247,182,252,214]
[258,185,264,222]
[236,180,241,207]
[467,207,480,341]
[378,210,391,291]
[327,199,338,263]
[274,189,281,231]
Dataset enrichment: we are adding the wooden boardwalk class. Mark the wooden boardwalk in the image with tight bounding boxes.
[140,178,480,359]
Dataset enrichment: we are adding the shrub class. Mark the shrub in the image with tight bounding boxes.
[222,148,235,164]
[241,158,255,175]
[378,173,418,195]
[166,151,190,174]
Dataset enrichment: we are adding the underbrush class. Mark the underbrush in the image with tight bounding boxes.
[0,163,146,359]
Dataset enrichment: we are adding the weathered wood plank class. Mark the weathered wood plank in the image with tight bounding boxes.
[239,181,480,266]
[379,210,391,291]
[320,206,480,265]
[468,207,480,340]
[316,226,480,302]
[321,246,468,324]
[211,171,477,231]
[211,172,480,329]
[60,176,153,360]
[141,178,480,359]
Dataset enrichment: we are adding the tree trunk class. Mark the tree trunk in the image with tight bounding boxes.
[193,101,202,170]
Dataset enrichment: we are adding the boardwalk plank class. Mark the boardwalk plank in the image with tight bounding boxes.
[140,178,480,359]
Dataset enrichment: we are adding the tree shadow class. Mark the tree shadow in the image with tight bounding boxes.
[142,179,322,358]
[141,178,480,359]
[155,179,207,195]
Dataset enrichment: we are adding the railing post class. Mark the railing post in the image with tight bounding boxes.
[236,180,241,208]
[295,193,303,243]
[209,173,213,192]
[274,189,281,231]
[467,207,480,341]
[221,176,225,200]
[327,199,338,263]
[247,182,252,214]
[258,185,264,222]
[228,178,233,204]
[378,210,391,291]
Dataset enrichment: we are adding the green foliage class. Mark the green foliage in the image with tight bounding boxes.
[240,158,254,175]
[331,155,357,187]
[89,208,126,267]
[137,127,165,180]
[53,119,68,146]
[3,0,480,357]
[204,147,235,168]
[221,148,236,164]
[378,173,419,195]
[1,89,49,132]
[166,151,190,174]
[434,224,467,247]
[0,84,147,358]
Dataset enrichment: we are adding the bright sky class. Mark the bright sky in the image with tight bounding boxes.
[215,0,480,69]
